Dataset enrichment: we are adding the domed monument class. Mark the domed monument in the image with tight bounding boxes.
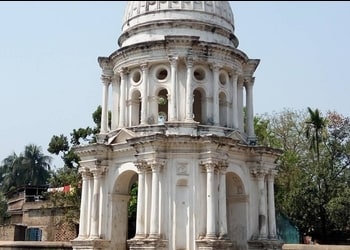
[71,1,283,250]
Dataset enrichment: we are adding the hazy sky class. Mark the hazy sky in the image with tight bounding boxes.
[1,1,349,168]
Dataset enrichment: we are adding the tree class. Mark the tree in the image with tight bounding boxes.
[48,105,105,169]
[0,152,22,193]
[0,145,52,193]
[255,108,350,243]
[45,166,81,227]
[305,107,327,164]
[22,144,52,186]
[45,105,107,229]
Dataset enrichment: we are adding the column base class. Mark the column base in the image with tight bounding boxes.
[196,238,234,250]
[248,239,283,250]
[71,238,110,250]
[127,238,168,250]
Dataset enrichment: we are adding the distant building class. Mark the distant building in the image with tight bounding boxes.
[0,185,77,241]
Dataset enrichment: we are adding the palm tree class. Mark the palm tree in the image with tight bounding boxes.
[0,152,21,193]
[22,144,52,186]
[305,107,326,163]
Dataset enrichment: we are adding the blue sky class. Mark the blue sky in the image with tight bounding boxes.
[1,1,349,169]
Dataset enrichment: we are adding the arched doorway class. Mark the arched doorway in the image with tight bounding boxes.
[110,170,138,250]
[226,172,248,250]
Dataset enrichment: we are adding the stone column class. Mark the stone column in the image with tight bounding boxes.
[218,162,228,239]
[87,171,93,237]
[169,56,178,121]
[204,162,217,239]
[77,167,91,239]
[253,169,268,239]
[140,63,149,125]
[245,77,256,140]
[135,161,147,238]
[111,75,120,130]
[231,72,239,129]
[185,56,194,121]
[145,169,152,235]
[212,64,220,126]
[267,170,277,239]
[149,162,162,239]
[119,68,127,127]
[89,167,103,239]
[100,75,111,134]
[237,77,244,133]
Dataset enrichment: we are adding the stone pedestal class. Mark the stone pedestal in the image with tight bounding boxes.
[127,238,168,250]
[71,239,110,250]
[196,239,234,250]
[248,239,283,250]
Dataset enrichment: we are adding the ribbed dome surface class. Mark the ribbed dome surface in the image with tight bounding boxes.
[122,1,235,33]
[119,1,238,48]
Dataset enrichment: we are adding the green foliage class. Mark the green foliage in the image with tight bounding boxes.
[128,183,137,220]
[0,144,52,222]
[43,105,109,226]
[48,106,107,169]
[255,108,350,242]
[45,166,81,226]
[70,127,95,146]
[0,192,9,224]
[48,134,69,154]
[0,145,52,194]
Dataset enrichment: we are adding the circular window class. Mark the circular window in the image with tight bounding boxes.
[219,71,228,85]
[193,67,206,82]
[156,67,168,81]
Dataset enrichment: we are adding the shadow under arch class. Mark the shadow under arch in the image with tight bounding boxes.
[226,172,249,249]
[110,169,138,250]
[130,90,141,126]
[193,87,207,124]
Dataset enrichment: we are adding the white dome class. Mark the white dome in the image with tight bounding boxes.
[118,1,238,48]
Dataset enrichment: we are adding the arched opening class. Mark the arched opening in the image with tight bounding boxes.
[175,179,189,249]
[157,89,168,124]
[226,173,248,250]
[111,170,138,250]
[219,92,228,127]
[130,90,141,126]
[193,88,206,124]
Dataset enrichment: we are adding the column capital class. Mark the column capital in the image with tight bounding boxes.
[101,75,112,86]
[134,160,150,172]
[250,167,269,178]
[201,161,217,172]
[210,62,221,72]
[149,160,165,172]
[117,67,128,76]
[237,76,245,87]
[244,76,255,87]
[140,63,149,71]
[229,68,238,77]
[185,56,194,68]
[79,168,92,179]
[90,169,104,179]
[111,74,119,83]
[218,161,228,174]
[168,55,178,66]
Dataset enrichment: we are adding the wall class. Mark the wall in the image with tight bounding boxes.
[0,241,72,250]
